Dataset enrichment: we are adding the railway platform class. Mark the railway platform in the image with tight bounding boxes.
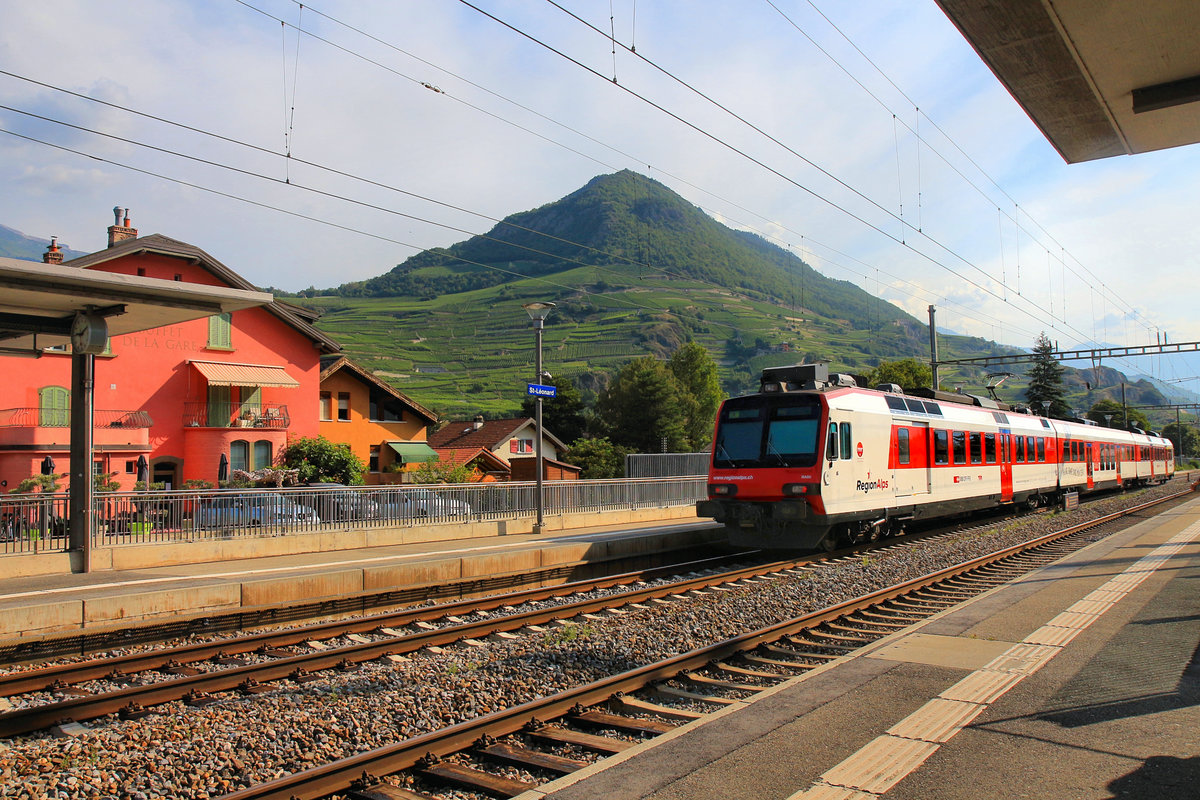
[526,495,1200,800]
[0,516,721,644]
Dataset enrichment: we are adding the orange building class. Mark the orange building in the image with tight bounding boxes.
[0,210,339,491]
[318,355,438,483]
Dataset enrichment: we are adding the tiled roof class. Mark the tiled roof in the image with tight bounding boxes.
[65,233,340,353]
[319,355,437,424]
[430,446,510,473]
[427,417,529,450]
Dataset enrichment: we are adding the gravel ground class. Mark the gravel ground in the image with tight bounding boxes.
[0,482,1189,800]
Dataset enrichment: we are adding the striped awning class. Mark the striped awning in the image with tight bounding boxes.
[190,360,299,388]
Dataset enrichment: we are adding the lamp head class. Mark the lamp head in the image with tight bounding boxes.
[522,301,556,321]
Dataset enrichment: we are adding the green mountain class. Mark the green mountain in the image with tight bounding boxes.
[0,224,87,261]
[295,171,1159,419]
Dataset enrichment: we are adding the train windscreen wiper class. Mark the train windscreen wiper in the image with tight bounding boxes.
[716,443,739,467]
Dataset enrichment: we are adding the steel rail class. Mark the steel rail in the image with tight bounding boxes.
[0,552,830,735]
[216,486,1196,800]
[0,550,764,696]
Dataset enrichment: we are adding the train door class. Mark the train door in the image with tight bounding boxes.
[893,422,930,497]
[1086,442,1094,489]
[912,422,930,495]
[999,429,1013,502]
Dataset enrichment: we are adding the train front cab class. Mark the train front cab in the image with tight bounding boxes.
[698,390,834,549]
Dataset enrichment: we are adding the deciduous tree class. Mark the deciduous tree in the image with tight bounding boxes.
[867,358,931,391]
[668,341,724,450]
[280,435,366,485]
[595,356,687,453]
[564,437,629,478]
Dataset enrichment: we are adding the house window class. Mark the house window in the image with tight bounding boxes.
[509,438,534,454]
[337,392,350,421]
[38,386,70,427]
[369,446,380,472]
[207,312,233,350]
[230,440,273,472]
[253,440,272,470]
[319,392,333,421]
[125,460,136,474]
[369,391,404,422]
[230,440,249,473]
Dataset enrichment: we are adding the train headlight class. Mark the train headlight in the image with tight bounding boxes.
[782,483,819,497]
[708,484,738,497]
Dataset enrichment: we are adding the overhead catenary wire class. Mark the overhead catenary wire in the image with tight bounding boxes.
[264,0,1117,349]
[776,0,1159,341]
[0,67,1034,342]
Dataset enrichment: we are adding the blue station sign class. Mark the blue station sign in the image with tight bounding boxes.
[527,383,557,398]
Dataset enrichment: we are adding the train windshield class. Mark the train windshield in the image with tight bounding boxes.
[713,395,822,468]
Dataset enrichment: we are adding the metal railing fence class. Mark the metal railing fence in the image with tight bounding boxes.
[624,452,711,478]
[0,477,706,554]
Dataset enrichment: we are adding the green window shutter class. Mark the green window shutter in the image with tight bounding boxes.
[38,386,70,427]
[207,312,233,349]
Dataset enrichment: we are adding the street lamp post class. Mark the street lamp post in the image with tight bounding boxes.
[523,301,555,535]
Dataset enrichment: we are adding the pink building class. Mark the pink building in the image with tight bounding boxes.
[0,210,339,491]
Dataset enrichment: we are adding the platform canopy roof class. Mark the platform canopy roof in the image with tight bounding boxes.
[0,257,272,355]
[935,0,1200,162]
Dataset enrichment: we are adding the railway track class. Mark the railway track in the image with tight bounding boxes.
[211,486,1194,800]
[0,507,1048,736]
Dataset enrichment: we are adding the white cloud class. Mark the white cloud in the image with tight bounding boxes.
[0,0,1197,383]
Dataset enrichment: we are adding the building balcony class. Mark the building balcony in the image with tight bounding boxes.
[0,408,153,449]
[183,401,290,430]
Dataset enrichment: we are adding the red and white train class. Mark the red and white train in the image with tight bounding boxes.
[697,363,1174,550]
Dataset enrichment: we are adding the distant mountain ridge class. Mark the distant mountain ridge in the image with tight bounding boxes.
[296,171,1040,414]
[326,170,915,331]
[0,224,88,262]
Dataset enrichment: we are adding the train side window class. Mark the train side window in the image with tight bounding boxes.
[826,423,838,461]
[840,422,853,460]
[952,431,967,464]
[897,428,910,465]
[1037,438,1046,462]
[985,433,996,463]
[1026,437,1035,461]
[969,432,982,464]
[934,430,949,465]
[1015,436,1025,463]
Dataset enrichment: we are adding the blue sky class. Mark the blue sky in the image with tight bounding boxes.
[2,0,1198,384]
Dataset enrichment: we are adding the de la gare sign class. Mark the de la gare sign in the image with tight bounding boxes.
[527,383,557,398]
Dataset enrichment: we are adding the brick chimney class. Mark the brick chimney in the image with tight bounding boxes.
[42,236,63,264]
[472,415,485,430]
[107,206,137,247]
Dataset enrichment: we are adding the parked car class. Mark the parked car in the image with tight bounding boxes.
[296,484,380,523]
[369,488,471,520]
[193,494,320,529]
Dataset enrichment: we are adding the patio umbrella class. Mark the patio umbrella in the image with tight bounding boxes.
[218,453,229,482]
[40,456,55,475]
[136,455,149,485]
